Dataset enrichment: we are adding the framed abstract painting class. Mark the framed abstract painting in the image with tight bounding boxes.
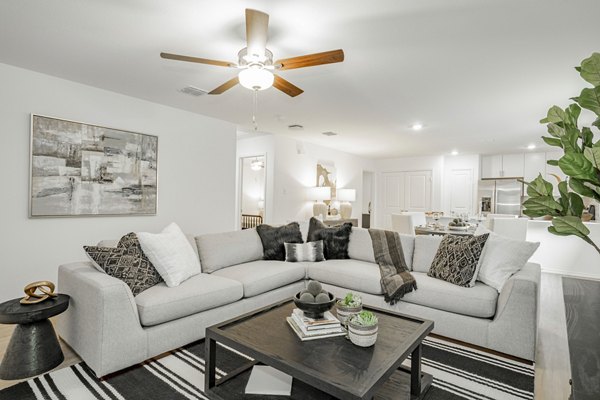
[29,115,158,217]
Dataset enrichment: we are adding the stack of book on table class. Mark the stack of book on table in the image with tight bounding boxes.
[286,308,346,341]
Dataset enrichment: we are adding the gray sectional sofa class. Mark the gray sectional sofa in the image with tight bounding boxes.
[57,225,540,377]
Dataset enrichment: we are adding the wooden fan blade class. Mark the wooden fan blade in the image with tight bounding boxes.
[273,75,304,97]
[160,52,235,68]
[245,9,269,59]
[208,77,239,95]
[276,49,344,71]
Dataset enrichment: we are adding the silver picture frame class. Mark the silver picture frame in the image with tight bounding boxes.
[29,114,158,217]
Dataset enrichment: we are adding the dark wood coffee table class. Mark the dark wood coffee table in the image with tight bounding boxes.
[205,300,434,399]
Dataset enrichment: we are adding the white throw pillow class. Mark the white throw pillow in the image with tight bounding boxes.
[412,235,444,273]
[476,231,540,292]
[137,223,201,287]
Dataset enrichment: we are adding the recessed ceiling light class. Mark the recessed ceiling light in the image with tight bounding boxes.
[451,150,459,156]
[411,123,424,131]
[527,144,536,150]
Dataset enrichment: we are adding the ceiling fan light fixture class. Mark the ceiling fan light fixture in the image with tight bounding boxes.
[238,65,274,91]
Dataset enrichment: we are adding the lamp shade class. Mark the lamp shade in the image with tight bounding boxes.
[307,186,331,201]
[337,189,356,202]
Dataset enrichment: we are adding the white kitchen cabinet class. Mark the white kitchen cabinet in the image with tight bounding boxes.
[502,153,525,177]
[481,153,524,178]
[481,155,503,179]
[524,152,546,182]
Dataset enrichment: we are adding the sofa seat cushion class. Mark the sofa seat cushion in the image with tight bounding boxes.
[307,260,383,295]
[135,273,243,326]
[401,272,498,318]
[212,261,306,298]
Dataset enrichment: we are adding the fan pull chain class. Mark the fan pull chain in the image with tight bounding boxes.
[252,89,258,131]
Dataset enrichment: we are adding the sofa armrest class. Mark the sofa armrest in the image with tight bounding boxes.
[488,262,541,360]
[56,262,147,377]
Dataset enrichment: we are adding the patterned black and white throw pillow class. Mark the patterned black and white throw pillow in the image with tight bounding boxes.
[307,217,353,260]
[427,233,489,287]
[84,232,163,296]
[285,241,325,262]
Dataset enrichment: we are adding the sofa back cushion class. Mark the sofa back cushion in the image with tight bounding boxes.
[195,228,263,273]
[412,235,443,273]
[348,228,414,270]
[97,233,199,257]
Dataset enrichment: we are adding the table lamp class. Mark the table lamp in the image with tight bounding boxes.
[337,189,356,219]
[307,187,331,218]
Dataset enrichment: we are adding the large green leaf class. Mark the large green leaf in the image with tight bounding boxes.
[561,127,582,153]
[594,117,600,129]
[558,153,597,181]
[522,196,563,214]
[525,174,554,197]
[582,127,594,147]
[579,52,600,87]
[542,136,562,147]
[540,106,567,124]
[584,146,600,168]
[547,123,565,137]
[568,193,585,217]
[546,159,559,166]
[565,104,582,127]
[576,87,600,116]
[569,178,600,201]
[558,180,569,198]
[551,216,590,238]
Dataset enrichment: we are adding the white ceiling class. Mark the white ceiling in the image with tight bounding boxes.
[1,0,598,158]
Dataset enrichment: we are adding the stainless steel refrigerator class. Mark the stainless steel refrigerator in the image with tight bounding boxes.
[478,178,524,216]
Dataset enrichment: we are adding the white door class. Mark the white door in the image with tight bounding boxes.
[380,170,432,228]
[449,169,473,215]
[405,170,432,212]
[502,153,525,178]
[381,172,405,229]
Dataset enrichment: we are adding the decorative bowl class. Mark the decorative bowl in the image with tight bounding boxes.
[293,291,336,319]
[447,225,469,231]
[347,320,378,347]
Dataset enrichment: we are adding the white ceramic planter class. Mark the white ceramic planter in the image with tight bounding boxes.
[336,303,362,325]
[347,321,378,347]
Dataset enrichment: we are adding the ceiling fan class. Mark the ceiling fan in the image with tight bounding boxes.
[160,9,344,97]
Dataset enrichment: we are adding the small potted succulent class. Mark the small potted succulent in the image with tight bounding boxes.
[336,292,363,325]
[348,311,378,347]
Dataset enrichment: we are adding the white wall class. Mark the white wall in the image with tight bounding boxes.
[0,63,237,301]
[237,134,375,225]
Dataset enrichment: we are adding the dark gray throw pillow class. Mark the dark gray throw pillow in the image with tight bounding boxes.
[84,232,163,296]
[307,217,352,260]
[285,241,325,262]
[427,233,489,287]
[256,222,303,261]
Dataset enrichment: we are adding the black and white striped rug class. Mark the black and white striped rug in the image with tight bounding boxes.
[0,336,534,400]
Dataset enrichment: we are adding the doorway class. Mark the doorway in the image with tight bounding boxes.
[239,155,266,229]
[362,170,375,228]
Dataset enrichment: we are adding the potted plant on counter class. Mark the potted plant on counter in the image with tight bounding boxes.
[336,292,362,325]
[348,311,378,347]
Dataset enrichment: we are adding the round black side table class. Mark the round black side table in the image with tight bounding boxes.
[0,294,70,380]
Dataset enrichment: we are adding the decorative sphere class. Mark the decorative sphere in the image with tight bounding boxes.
[307,280,323,296]
[299,293,316,303]
[315,293,330,304]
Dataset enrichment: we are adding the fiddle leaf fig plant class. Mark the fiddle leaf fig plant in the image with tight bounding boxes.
[522,52,600,255]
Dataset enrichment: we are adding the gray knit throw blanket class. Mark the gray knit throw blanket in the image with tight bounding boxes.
[368,229,417,305]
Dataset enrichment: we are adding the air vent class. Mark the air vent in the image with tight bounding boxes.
[288,124,304,131]
[179,86,207,96]
[322,131,338,136]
